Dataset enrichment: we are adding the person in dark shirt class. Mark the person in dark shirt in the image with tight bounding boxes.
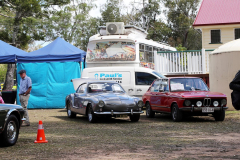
[229,70,240,110]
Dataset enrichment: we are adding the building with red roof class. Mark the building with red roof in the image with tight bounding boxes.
[193,0,240,50]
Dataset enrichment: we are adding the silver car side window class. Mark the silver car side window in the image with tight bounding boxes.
[77,83,87,93]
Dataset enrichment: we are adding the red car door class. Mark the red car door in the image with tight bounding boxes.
[150,79,169,112]
[149,80,161,111]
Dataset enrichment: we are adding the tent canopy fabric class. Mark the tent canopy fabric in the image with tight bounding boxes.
[211,39,240,54]
[0,40,27,63]
[16,37,86,63]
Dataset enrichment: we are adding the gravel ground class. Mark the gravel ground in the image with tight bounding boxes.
[1,109,240,160]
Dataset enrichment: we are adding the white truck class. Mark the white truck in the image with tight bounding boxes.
[82,22,176,97]
[81,67,166,97]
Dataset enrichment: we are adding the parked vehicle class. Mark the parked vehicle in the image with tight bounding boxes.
[0,104,25,146]
[81,67,166,98]
[66,79,144,123]
[142,77,228,122]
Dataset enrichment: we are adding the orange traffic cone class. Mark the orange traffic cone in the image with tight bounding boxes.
[34,120,48,143]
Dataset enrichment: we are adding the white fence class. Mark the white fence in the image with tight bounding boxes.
[154,49,213,75]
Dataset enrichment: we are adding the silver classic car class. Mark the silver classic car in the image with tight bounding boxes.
[65,79,144,122]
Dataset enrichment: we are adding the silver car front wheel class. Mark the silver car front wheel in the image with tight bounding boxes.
[67,101,76,118]
[87,104,97,123]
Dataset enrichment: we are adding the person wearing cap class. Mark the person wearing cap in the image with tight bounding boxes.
[18,69,32,126]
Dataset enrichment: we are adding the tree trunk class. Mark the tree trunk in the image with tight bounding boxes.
[3,11,19,90]
[3,64,15,90]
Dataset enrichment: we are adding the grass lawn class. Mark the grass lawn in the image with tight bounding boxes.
[1,109,240,160]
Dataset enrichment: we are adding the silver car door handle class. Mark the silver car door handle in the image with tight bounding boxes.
[137,89,142,92]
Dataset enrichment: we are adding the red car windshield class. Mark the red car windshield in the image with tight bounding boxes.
[170,78,209,92]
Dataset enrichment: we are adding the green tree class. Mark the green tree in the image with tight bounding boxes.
[0,0,70,90]
[141,0,161,31]
[100,0,122,26]
[45,0,98,51]
[164,0,201,49]
[0,64,7,83]
[147,20,172,43]
[176,44,187,51]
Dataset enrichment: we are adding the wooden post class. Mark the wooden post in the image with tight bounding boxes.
[202,48,206,74]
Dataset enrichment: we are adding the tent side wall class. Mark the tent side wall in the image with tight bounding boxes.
[16,62,80,109]
[209,51,240,110]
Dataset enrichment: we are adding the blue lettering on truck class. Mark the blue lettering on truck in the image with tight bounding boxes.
[94,73,122,83]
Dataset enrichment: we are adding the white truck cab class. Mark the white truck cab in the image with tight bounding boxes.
[81,67,166,97]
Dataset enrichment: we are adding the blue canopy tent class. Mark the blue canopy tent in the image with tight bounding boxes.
[0,40,27,63]
[15,37,86,109]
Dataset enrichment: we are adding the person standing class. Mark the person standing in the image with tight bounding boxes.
[18,69,32,126]
[229,70,240,110]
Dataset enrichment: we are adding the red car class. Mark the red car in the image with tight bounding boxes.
[142,77,228,122]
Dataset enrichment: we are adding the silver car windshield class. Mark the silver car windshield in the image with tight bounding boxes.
[170,78,209,92]
[88,83,125,93]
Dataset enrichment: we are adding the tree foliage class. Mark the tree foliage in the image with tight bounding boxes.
[163,0,201,49]
[100,0,122,26]
[45,0,98,51]
[0,0,70,90]
[0,64,7,83]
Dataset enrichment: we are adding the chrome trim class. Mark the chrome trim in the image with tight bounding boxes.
[21,118,26,122]
[94,111,144,115]
[131,109,133,115]
[180,107,228,111]
[203,98,211,107]
[3,109,20,132]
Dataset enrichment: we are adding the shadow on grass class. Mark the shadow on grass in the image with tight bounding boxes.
[53,115,131,124]
[140,113,215,123]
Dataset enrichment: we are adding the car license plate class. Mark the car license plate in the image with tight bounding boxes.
[202,107,214,113]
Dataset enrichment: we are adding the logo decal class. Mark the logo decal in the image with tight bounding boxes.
[94,73,123,83]
[94,73,99,80]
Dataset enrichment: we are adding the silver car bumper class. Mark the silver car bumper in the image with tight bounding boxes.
[21,117,26,122]
[94,110,144,115]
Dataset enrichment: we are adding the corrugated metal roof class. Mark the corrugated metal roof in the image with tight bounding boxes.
[193,0,240,26]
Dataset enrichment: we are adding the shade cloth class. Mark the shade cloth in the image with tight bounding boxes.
[16,62,80,109]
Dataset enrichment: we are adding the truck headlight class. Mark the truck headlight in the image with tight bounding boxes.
[99,101,105,107]
[138,101,143,107]
[213,101,219,107]
[221,99,227,106]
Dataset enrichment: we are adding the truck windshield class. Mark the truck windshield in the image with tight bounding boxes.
[87,41,136,62]
[88,83,125,93]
